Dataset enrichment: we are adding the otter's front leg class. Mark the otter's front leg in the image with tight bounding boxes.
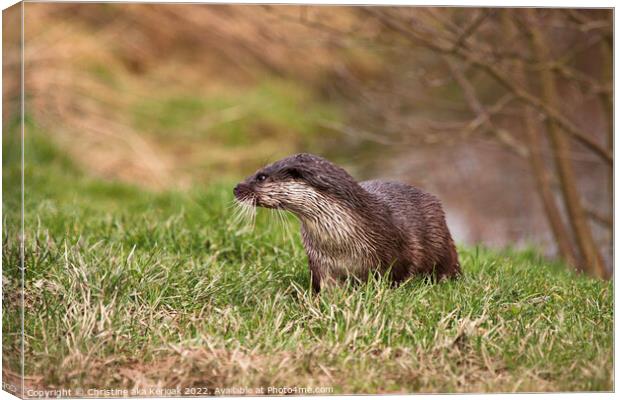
[308,258,323,293]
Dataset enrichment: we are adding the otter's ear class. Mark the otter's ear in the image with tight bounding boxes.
[285,167,303,180]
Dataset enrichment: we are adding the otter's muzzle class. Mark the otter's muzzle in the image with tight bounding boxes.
[233,183,256,205]
[233,183,244,198]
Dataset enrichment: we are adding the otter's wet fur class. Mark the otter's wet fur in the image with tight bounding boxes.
[233,153,461,292]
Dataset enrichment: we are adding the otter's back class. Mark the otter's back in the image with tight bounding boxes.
[360,180,457,275]
[360,180,445,228]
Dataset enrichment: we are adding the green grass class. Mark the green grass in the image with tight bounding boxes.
[132,79,338,145]
[127,78,341,184]
[2,131,613,394]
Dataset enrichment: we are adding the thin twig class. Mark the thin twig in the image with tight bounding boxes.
[364,8,612,165]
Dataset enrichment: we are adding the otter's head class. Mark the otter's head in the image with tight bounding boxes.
[233,153,361,217]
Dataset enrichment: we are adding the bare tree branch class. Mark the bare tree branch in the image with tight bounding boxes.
[586,207,612,229]
[363,8,612,165]
[526,8,609,279]
[445,56,526,157]
[450,9,494,52]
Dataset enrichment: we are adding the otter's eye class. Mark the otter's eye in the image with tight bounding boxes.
[256,173,268,182]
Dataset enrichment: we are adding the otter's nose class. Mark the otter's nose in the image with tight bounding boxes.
[233,184,242,197]
[233,183,248,199]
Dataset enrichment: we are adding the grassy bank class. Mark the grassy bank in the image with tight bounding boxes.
[2,132,613,394]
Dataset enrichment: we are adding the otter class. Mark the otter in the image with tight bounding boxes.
[233,153,460,292]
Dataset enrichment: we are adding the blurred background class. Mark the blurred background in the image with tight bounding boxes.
[3,4,613,277]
